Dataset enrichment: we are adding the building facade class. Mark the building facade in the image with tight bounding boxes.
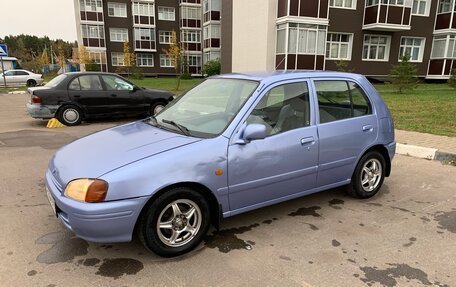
[221,0,455,80]
[74,0,221,75]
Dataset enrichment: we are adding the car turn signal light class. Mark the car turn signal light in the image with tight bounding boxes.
[64,179,108,203]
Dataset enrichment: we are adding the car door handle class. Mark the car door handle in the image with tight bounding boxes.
[301,137,315,146]
[363,125,373,132]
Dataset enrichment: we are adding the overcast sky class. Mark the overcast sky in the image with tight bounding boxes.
[0,0,77,41]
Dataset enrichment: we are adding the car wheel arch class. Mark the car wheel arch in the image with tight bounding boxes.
[356,144,391,177]
[56,102,86,118]
[134,182,221,235]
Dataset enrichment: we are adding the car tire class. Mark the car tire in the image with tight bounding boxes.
[150,101,167,116]
[138,187,211,257]
[26,79,37,87]
[347,151,386,199]
[57,105,83,126]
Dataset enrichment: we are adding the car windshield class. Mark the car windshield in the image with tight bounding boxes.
[154,78,259,138]
[45,74,67,87]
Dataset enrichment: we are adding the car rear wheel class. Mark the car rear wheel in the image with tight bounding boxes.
[138,187,210,257]
[26,79,37,87]
[348,151,386,199]
[150,101,167,116]
[57,105,83,126]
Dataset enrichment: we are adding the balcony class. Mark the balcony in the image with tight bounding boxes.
[363,3,412,31]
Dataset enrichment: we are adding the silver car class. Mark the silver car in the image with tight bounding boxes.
[0,69,44,87]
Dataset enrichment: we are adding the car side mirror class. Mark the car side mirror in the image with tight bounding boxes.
[235,123,267,144]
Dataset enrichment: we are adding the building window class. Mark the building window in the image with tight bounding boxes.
[329,0,355,9]
[158,7,175,21]
[82,24,104,39]
[431,35,456,59]
[326,33,352,60]
[437,0,452,13]
[188,55,202,67]
[412,0,429,16]
[182,30,201,43]
[111,52,125,66]
[399,37,425,62]
[362,35,391,61]
[79,0,102,12]
[287,23,326,55]
[204,51,220,62]
[133,2,154,17]
[107,2,127,17]
[136,53,154,67]
[159,31,173,44]
[134,28,155,41]
[160,54,174,67]
[181,6,201,19]
[110,28,128,42]
[203,24,221,39]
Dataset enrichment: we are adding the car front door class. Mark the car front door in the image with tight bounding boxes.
[15,71,29,86]
[313,79,377,187]
[227,80,319,213]
[67,75,108,115]
[100,75,145,114]
[3,71,16,86]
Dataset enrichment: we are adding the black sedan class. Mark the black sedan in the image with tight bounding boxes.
[26,72,175,126]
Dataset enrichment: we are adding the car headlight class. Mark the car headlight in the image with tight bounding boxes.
[64,179,108,203]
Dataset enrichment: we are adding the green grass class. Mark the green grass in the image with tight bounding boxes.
[130,77,203,95]
[374,83,456,137]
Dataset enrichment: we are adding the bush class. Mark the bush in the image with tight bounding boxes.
[389,55,418,94]
[202,59,221,77]
[85,59,101,72]
[448,69,456,89]
[129,65,144,80]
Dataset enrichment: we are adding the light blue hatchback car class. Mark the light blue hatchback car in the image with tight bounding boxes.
[45,71,395,257]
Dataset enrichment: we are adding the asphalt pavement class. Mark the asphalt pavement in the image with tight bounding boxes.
[0,93,455,287]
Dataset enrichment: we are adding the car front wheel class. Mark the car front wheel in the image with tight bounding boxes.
[348,151,386,199]
[57,105,83,126]
[138,187,210,257]
[27,79,37,87]
[150,101,167,116]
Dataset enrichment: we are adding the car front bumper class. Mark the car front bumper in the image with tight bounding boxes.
[26,103,59,119]
[45,169,150,243]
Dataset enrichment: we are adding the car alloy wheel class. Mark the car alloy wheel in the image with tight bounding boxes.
[156,199,202,247]
[348,151,386,199]
[360,158,382,192]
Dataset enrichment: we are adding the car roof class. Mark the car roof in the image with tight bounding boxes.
[212,70,366,84]
[63,72,120,76]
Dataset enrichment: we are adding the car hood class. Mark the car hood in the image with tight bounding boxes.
[50,120,200,187]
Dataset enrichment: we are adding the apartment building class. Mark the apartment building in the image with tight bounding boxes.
[75,0,456,80]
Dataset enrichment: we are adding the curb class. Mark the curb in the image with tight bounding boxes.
[396,143,456,162]
[8,91,26,94]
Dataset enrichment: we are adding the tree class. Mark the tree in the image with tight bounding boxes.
[117,41,136,76]
[335,60,353,73]
[201,59,221,77]
[448,69,456,89]
[163,31,183,90]
[389,54,418,94]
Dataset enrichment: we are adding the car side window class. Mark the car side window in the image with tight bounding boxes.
[78,75,103,91]
[315,80,372,124]
[69,78,81,90]
[246,82,310,136]
[4,71,14,76]
[102,75,134,91]
[16,71,29,76]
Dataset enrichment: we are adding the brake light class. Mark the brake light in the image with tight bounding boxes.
[32,96,42,103]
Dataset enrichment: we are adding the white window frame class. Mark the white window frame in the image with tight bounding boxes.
[110,28,128,42]
[188,55,202,67]
[437,0,453,14]
[81,24,105,39]
[136,53,154,67]
[329,0,356,9]
[107,2,127,17]
[362,34,391,62]
[132,2,154,17]
[160,54,174,67]
[182,30,201,43]
[181,6,201,20]
[398,37,425,62]
[287,23,327,56]
[79,0,103,12]
[158,7,176,21]
[111,52,125,66]
[159,31,173,44]
[326,33,353,60]
[411,0,430,16]
[134,27,155,41]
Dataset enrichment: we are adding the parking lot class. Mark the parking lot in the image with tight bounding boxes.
[0,92,455,287]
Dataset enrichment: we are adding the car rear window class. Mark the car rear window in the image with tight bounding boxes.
[45,74,67,87]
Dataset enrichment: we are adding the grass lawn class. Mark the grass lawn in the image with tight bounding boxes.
[375,84,456,137]
[130,77,203,95]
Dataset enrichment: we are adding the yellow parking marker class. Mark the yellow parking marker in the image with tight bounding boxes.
[46,118,66,128]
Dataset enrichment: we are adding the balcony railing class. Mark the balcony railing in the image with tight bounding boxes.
[363,2,412,31]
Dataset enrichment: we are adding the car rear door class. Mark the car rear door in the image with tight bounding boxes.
[15,70,29,85]
[67,75,109,115]
[100,75,145,114]
[228,80,319,213]
[312,79,377,187]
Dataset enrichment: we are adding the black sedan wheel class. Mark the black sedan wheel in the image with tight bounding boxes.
[138,187,210,257]
[150,101,167,116]
[57,105,83,126]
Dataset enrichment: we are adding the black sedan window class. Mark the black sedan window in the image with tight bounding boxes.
[102,75,134,91]
[79,75,103,91]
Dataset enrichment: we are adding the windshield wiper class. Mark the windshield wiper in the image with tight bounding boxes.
[161,119,190,136]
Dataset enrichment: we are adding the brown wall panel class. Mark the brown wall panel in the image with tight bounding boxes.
[221,0,233,73]
[319,0,328,18]
[453,17,456,29]
[287,54,296,69]
[290,0,299,16]
[278,0,288,17]
[276,55,286,70]
[428,60,444,75]
[403,8,411,25]
[435,13,451,30]
[316,55,324,70]
[211,11,220,21]
[364,6,378,25]
[300,0,318,18]
[388,6,402,25]
[444,60,452,75]
[379,5,387,23]
[297,55,315,69]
